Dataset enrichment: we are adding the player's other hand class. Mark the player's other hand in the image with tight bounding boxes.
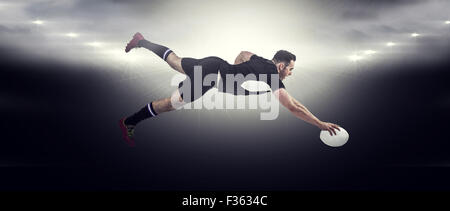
[318,122,340,136]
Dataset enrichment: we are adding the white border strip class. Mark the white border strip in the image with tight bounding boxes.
[147,103,156,117]
[162,49,171,60]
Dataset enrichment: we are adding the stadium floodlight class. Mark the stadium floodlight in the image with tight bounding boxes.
[386,42,396,47]
[65,33,79,38]
[85,42,102,47]
[363,50,377,55]
[411,33,420,37]
[445,21,450,24]
[32,20,44,25]
[348,54,363,62]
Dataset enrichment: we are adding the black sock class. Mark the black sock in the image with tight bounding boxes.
[138,39,173,61]
[125,102,158,126]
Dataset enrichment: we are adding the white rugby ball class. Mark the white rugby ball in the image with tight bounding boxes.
[320,127,349,147]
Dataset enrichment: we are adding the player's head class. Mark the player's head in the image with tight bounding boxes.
[272,50,296,80]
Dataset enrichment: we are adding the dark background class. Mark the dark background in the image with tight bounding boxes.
[1,41,449,191]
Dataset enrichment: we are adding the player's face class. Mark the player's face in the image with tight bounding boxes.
[279,60,295,80]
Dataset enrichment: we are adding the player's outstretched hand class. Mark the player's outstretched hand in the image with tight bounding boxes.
[318,122,340,136]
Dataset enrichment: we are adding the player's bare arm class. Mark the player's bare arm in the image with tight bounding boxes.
[274,88,340,136]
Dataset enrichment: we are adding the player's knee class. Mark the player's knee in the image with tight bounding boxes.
[167,52,179,63]
[170,90,186,110]
[164,97,176,111]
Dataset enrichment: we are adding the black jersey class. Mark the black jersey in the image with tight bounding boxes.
[219,54,285,95]
[179,55,285,102]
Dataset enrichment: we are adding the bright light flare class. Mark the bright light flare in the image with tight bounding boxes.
[65,33,79,38]
[348,55,364,62]
[445,21,450,24]
[101,48,141,63]
[411,33,420,37]
[85,42,102,47]
[32,20,44,25]
[363,50,377,55]
[386,42,396,47]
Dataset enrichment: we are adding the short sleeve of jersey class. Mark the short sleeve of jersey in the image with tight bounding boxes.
[270,79,285,92]
[265,74,286,92]
[278,80,286,90]
[249,54,286,91]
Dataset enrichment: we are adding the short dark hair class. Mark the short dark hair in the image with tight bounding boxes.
[272,50,296,66]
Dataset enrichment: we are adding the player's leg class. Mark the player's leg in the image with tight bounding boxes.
[125,32,184,74]
[119,90,185,146]
[165,52,184,74]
